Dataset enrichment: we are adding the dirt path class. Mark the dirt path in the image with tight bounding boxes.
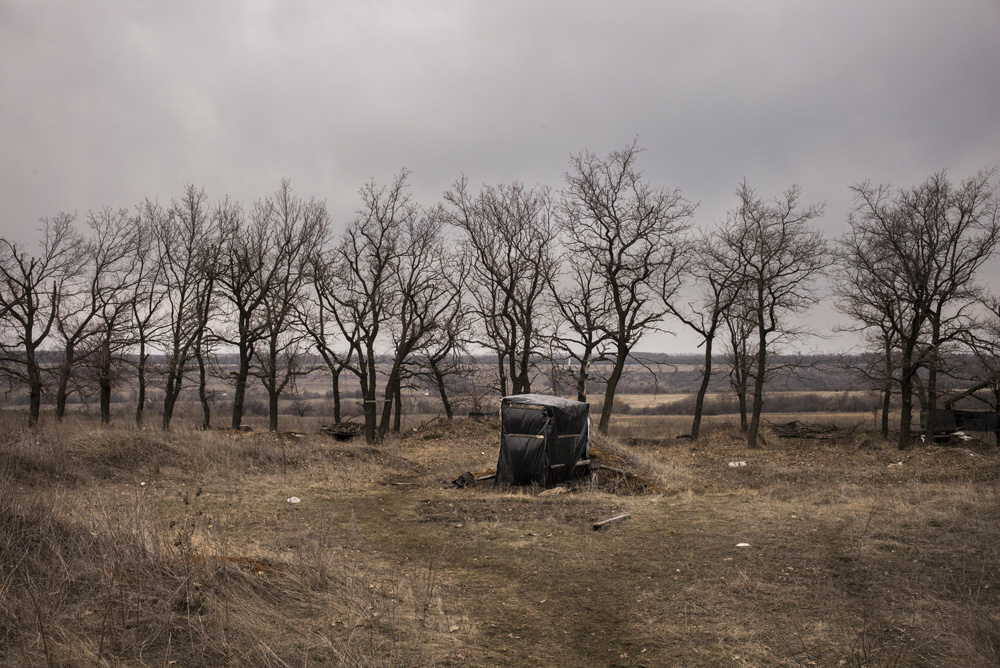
[318,475,747,668]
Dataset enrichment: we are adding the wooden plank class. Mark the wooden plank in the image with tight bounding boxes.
[593,513,631,531]
[549,459,591,470]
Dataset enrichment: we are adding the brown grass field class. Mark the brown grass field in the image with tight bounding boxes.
[1,409,998,667]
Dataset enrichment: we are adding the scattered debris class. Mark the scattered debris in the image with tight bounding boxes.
[451,472,477,488]
[593,513,631,531]
[736,543,751,548]
[727,461,747,468]
[769,420,857,440]
[189,554,283,575]
[588,447,661,495]
[287,496,301,504]
[539,486,568,496]
[320,422,361,441]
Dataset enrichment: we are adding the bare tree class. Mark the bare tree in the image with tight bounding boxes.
[720,180,828,448]
[85,208,144,425]
[834,246,903,439]
[846,169,999,448]
[216,190,294,429]
[328,171,413,443]
[722,292,757,432]
[666,229,744,439]
[410,281,470,420]
[562,141,695,434]
[249,182,328,432]
[154,185,220,430]
[442,179,559,397]
[131,201,169,426]
[0,214,82,426]
[302,251,354,423]
[547,250,614,403]
[51,215,108,419]
[376,214,456,438]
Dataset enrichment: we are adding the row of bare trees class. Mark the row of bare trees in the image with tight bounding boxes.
[1,144,997,447]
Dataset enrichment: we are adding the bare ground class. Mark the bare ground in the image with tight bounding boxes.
[2,413,998,667]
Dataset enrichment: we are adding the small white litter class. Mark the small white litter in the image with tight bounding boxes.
[736,543,751,548]
[287,497,301,504]
[728,461,747,468]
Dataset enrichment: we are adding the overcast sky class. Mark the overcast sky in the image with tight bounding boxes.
[2,0,998,353]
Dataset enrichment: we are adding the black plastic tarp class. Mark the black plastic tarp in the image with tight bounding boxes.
[496,394,590,486]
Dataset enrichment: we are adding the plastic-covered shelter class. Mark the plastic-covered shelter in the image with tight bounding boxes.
[496,394,590,486]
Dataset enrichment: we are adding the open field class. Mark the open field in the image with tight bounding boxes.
[2,413,999,667]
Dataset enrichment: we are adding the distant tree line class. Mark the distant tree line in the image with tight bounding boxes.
[0,141,997,448]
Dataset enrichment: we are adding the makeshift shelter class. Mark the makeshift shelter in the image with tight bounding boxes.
[496,394,590,486]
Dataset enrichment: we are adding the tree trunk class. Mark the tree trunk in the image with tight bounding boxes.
[881,383,891,439]
[747,326,768,448]
[162,364,182,430]
[231,349,251,429]
[925,318,941,442]
[993,387,1000,447]
[162,385,177,430]
[430,360,453,420]
[99,338,111,425]
[330,367,342,423]
[598,346,628,434]
[880,344,893,439]
[362,397,377,443]
[576,356,590,403]
[28,355,42,428]
[135,343,147,426]
[197,347,211,430]
[496,352,508,397]
[378,360,402,440]
[897,356,915,450]
[393,389,402,433]
[690,336,714,439]
[267,349,279,432]
[737,387,748,432]
[55,344,75,420]
[268,389,279,432]
[362,349,378,444]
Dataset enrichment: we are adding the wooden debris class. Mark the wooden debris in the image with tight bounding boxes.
[593,513,631,531]
[320,422,361,441]
[549,459,591,470]
[769,420,841,440]
[190,554,282,575]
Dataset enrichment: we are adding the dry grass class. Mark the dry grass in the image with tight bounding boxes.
[1,411,998,667]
